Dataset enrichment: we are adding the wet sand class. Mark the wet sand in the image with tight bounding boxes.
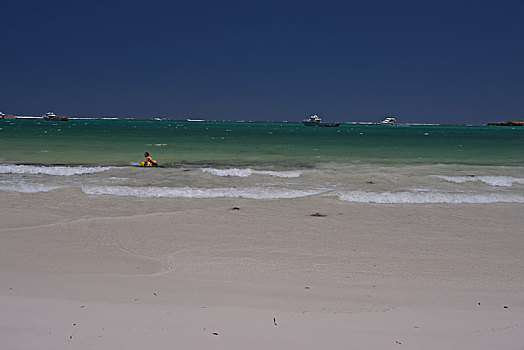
[1,190,523,349]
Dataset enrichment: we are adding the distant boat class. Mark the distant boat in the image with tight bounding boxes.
[380,117,396,125]
[43,112,68,121]
[0,112,17,119]
[302,115,340,127]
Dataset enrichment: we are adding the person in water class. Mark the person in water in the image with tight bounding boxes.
[142,152,158,167]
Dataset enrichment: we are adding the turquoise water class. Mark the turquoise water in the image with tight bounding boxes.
[1,118,523,166]
[1,118,523,203]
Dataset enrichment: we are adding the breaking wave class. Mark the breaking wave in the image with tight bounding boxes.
[201,168,301,178]
[337,190,524,204]
[0,165,116,176]
[81,185,322,199]
[436,175,524,187]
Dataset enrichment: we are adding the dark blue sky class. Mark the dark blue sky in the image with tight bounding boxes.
[1,0,523,123]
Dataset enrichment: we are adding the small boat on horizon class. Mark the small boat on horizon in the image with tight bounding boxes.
[380,117,397,125]
[0,112,17,119]
[302,115,340,127]
[43,112,68,121]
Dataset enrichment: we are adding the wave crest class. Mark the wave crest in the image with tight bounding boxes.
[201,168,301,178]
[0,165,115,176]
[337,190,524,204]
[436,175,524,187]
[82,185,321,199]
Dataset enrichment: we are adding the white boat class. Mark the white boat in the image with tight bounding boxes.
[0,112,4,119]
[303,114,322,125]
[380,117,396,125]
[302,114,340,127]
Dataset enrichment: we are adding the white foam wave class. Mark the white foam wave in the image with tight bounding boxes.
[0,183,65,193]
[255,170,302,178]
[0,165,115,176]
[202,168,301,178]
[436,176,473,184]
[436,175,524,187]
[202,168,252,177]
[82,185,322,199]
[337,190,524,204]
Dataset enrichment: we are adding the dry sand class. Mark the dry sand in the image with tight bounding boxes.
[1,189,523,349]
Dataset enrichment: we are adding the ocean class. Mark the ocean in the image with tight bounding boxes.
[1,117,523,203]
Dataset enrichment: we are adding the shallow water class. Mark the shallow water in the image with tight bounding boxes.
[1,118,523,203]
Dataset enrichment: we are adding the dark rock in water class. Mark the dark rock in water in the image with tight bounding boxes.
[487,120,524,126]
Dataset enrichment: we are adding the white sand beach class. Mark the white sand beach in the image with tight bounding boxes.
[1,189,523,349]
